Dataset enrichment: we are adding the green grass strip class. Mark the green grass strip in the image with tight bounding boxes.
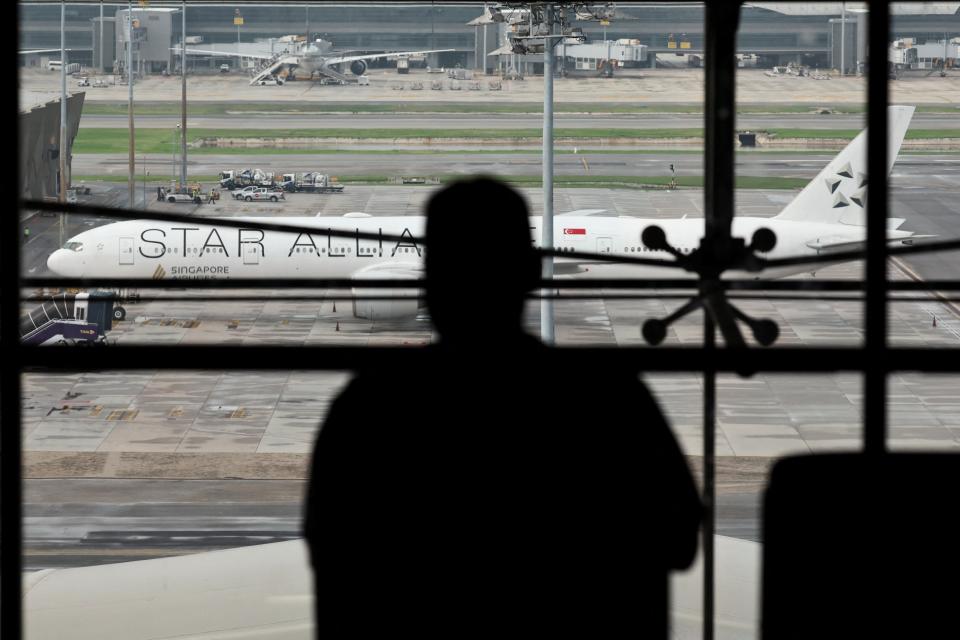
[74,126,960,154]
[72,174,808,190]
[81,101,960,116]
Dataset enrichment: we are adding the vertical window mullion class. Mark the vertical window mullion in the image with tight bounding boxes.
[701,3,741,640]
[4,0,24,629]
[865,1,890,453]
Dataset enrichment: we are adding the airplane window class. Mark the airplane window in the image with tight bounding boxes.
[62,241,83,252]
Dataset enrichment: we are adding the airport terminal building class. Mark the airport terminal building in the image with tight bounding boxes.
[19,93,84,201]
[18,2,960,74]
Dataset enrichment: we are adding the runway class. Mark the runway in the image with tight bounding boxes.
[78,112,959,130]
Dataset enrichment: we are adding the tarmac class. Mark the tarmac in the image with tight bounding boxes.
[17,63,960,570]
[21,186,960,471]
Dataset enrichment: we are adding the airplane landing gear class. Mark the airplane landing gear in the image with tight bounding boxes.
[113,306,127,321]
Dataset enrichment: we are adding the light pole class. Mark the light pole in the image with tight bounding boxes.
[181,1,187,187]
[127,0,135,210]
[234,9,243,52]
[59,0,68,248]
[173,124,180,186]
[541,3,555,345]
[142,155,148,210]
[840,2,846,76]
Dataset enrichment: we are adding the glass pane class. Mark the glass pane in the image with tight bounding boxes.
[734,2,866,349]
[887,372,960,451]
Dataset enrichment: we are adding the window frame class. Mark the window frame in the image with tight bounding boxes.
[5,3,959,640]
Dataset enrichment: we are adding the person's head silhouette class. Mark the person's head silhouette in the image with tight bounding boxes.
[425,178,540,346]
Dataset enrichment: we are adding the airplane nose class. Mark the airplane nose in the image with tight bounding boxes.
[47,249,78,276]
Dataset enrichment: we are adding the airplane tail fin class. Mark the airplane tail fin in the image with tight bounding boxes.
[773,105,914,226]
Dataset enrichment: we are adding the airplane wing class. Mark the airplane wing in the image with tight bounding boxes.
[322,49,455,66]
[171,46,275,61]
[20,48,70,55]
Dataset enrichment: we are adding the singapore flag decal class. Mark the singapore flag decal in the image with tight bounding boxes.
[563,228,586,235]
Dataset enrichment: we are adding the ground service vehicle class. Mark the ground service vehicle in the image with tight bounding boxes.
[220,169,279,190]
[280,173,344,193]
[160,185,216,204]
[240,188,284,202]
[232,186,260,200]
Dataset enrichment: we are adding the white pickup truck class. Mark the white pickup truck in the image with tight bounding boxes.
[239,188,284,203]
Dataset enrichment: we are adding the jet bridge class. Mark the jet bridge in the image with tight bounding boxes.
[20,292,113,346]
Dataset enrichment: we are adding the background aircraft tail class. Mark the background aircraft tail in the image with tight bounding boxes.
[773,105,915,226]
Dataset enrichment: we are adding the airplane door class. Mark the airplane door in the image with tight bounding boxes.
[243,242,260,265]
[119,237,135,265]
[596,237,613,253]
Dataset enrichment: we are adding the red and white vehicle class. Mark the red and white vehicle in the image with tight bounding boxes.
[240,188,285,203]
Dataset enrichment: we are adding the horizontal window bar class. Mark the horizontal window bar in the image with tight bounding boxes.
[21,278,960,291]
[17,345,960,373]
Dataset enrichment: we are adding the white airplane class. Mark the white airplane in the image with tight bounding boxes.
[23,535,759,639]
[48,106,921,321]
[173,36,454,85]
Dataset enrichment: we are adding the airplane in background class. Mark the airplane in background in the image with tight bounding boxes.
[23,535,759,639]
[47,106,923,322]
[173,36,454,85]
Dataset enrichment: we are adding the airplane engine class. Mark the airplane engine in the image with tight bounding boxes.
[350,60,368,76]
[350,267,423,320]
[351,287,420,320]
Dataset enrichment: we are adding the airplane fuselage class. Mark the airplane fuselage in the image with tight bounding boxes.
[46,214,900,282]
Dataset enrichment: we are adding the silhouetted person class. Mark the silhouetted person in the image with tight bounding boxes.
[304,178,701,637]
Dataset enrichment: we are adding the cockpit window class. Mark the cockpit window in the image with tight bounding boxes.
[63,241,84,252]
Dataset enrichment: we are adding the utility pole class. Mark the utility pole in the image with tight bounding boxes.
[180,1,187,186]
[235,9,243,52]
[172,124,179,184]
[483,2,488,74]
[541,3,555,345]
[59,1,68,247]
[99,0,104,72]
[142,155,148,210]
[840,2,846,76]
[127,0,135,210]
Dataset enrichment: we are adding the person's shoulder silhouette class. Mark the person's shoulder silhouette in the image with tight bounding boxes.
[304,177,701,637]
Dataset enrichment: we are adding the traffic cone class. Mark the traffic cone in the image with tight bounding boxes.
[332,302,337,313]
[933,315,938,327]
[335,322,340,332]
